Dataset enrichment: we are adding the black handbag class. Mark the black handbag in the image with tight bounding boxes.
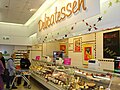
[4,69,9,76]
[1,69,9,82]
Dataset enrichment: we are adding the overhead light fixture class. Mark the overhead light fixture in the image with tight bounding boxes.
[0,22,23,26]
[29,33,37,38]
[101,0,109,3]
[5,6,8,8]
[79,33,82,35]
[30,9,37,12]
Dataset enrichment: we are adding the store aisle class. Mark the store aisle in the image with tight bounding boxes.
[4,78,49,90]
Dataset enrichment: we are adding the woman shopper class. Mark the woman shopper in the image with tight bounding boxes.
[17,53,31,86]
[0,60,5,90]
[0,52,5,68]
[6,53,17,89]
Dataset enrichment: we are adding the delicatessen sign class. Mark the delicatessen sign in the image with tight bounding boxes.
[38,0,87,31]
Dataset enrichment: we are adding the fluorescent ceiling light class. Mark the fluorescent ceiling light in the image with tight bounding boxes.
[29,33,37,37]
[25,0,56,26]
[0,22,24,26]
[101,0,109,3]
[30,9,37,12]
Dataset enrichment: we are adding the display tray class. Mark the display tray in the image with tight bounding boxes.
[31,72,65,90]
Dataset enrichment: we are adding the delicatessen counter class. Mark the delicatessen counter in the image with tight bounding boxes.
[30,60,120,90]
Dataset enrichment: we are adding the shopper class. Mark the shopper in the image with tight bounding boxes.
[6,53,17,89]
[17,53,31,86]
[0,52,6,82]
[0,52,5,68]
[0,60,5,90]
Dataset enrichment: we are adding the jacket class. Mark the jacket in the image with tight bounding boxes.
[0,57,5,68]
[20,58,31,69]
[6,58,16,76]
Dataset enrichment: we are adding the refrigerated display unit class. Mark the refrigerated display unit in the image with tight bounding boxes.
[114,56,120,74]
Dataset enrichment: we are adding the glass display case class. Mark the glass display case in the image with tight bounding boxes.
[30,59,120,90]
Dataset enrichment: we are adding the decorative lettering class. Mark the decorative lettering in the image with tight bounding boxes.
[72,1,78,13]
[38,0,87,31]
[61,7,66,20]
[66,3,72,17]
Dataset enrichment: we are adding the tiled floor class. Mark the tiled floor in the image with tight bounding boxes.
[4,78,49,90]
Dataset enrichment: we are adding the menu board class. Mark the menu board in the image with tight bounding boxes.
[103,31,120,58]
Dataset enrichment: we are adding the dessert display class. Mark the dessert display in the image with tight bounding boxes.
[30,60,120,90]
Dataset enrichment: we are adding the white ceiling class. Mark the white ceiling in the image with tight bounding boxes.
[0,0,45,24]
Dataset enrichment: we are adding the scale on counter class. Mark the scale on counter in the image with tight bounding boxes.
[114,56,120,74]
[88,59,100,70]
[53,51,64,64]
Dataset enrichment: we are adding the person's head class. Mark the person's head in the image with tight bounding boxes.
[11,53,16,59]
[0,52,3,59]
[23,53,29,59]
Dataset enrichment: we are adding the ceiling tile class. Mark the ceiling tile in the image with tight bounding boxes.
[9,0,27,12]
[0,0,46,24]
[0,0,9,9]
[0,8,8,21]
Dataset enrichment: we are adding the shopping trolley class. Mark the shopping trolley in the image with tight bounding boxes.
[10,69,31,89]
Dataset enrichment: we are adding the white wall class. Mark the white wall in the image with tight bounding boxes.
[14,46,28,50]
[0,24,28,36]
[0,23,31,45]
[29,42,60,60]
[68,37,82,67]
[43,42,60,57]
[36,0,100,43]
[30,45,42,60]
[28,33,38,45]
[68,33,96,67]
[0,45,29,59]
[27,0,120,44]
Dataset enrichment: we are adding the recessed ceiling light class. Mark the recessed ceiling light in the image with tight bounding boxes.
[5,6,8,8]
[30,9,37,12]
[101,0,109,3]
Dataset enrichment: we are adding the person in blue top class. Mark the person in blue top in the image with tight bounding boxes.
[6,53,17,89]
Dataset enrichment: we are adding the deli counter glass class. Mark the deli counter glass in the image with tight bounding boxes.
[30,60,120,90]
